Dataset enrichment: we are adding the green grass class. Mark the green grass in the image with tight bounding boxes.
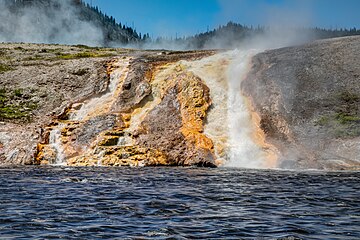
[0,106,28,120]
[316,100,359,137]
[0,103,37,121]
[23,55,45,61]
[0,50,11,60]
[316,113,359,126]
[317,91,360,138]
[336,113,360,124]
[40,48,62,53]
[13,89,22,97]
[334,126,360,138]
[0,88,38,122]
[0,88,7,103]
[0,64,13,73]
[315,116,330,126]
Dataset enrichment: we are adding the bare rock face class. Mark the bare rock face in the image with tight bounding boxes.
[25,48,217,167]
[111,58,152,112]
[1,38,359,170]
[136,72,215,167]
[242,36,360,170]
[0,43,115,165]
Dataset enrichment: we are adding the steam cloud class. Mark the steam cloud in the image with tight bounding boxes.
[0,0,104,46]
[137,0,317,51]
[0,0,327,51]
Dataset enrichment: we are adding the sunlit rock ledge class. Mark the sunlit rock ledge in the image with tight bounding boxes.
[0,37,359,170]
[0,44,218,167]
[36,53,217,167]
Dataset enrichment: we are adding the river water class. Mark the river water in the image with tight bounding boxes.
[0,167,359,239]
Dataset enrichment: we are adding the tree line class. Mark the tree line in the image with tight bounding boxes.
[4,1,360,48]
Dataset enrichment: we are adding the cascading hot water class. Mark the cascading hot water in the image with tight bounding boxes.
[36,51,277,168]
[186,50,277,169]
[49,125,66,165]
[224,50,271,168]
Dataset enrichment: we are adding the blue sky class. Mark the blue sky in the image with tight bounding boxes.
[83,0,360,38]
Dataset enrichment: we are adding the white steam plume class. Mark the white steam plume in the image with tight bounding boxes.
[0,0,104,46]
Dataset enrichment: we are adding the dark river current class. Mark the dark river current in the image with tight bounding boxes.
[0,166,359,239]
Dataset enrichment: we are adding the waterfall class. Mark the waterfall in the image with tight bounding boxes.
[37,53,277,168]
[224,49,270,168]
[185,53,231,164]
[49,126,66,165]
[71,59,129,121]
[186,50,275,168]
[43,58,130,166]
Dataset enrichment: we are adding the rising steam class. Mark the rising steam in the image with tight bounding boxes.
[0,0,104,46]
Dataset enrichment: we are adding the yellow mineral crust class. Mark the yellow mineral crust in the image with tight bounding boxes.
[145,62,216,156]
[182,54,231,164]
[36,52,219,167]
[38,58,195,166]
[176,72,215,154]
[35,144,53,165]
[67,146,167,167]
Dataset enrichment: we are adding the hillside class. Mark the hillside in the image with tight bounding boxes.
[243,36,360,169]
[0,36,359,170]
[0,43,216,166]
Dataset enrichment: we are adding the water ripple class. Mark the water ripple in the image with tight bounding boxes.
[0,166,359,239]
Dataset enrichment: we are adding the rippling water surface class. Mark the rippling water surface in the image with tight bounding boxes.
[0,167,359,239]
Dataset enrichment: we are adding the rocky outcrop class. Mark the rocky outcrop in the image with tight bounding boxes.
[136,69,215,167]
[242,36,360,170]
[1,37,359,170]
[0,43,117,165]
[21,47,217,167]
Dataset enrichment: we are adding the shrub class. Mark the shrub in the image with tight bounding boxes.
[72,69,88,76]
[14,89,22,97]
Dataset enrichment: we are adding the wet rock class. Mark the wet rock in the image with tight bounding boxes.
[243,36,360,170]
[28,50,217,167]
[137,85,189,165]
[136,71,216,167]
[75,114,117,146]
[8,39,359,170]
[112,59,152,112]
